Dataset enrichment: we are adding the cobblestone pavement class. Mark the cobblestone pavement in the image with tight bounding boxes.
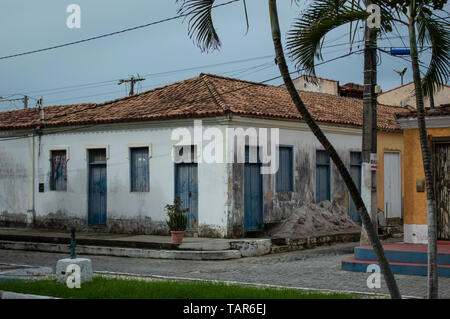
[1,244,449,298]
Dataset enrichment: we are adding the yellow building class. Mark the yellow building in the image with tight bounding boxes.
[397,105,450,243]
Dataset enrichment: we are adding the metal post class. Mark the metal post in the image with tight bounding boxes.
[70,227,77,259]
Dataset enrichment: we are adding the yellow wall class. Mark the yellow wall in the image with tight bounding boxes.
[377,131,404,213]
[403,127,450,225]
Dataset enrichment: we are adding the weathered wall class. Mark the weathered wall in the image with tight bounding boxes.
[226,121,362,237]
[0,137,31,227]
[0,120,229,236]
[402,127,450,243]
[377,82,450,108]
[376,131,404,213]
[290,76,339,96]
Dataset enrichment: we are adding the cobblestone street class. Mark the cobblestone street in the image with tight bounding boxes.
[1,243,449,298]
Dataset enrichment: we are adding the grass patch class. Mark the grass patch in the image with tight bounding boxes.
[0,276,360,299]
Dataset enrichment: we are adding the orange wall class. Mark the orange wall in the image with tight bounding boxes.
[403,127,450,225]
[377,131,404,213]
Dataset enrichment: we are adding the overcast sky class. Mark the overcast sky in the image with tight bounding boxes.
[0,0,441,111]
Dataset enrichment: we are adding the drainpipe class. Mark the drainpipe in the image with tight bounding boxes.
[27,132,36,227]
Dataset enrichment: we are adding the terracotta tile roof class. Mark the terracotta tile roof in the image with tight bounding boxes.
[0,73,407,132]
[396,104,450,119]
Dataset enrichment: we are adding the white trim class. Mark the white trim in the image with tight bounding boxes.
[47,146,70,160]
[84,144,110,160]
[397,116,450,129]
[230,115,363,136]
[404,224,428,244]
[126,143,152,159]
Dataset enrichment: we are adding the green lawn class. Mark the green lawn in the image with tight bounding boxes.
[0,276,360,299]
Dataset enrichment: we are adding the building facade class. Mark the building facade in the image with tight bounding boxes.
[0,74,403,238]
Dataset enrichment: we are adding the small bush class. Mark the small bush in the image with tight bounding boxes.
[165,198,188,231]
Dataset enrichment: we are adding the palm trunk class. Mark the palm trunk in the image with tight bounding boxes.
[268,0,401,299]
[408,12,438,299]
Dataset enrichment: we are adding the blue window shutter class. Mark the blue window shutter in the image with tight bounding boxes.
[276,147,293,192]
[316,150,330,203]
[130,147,149,192]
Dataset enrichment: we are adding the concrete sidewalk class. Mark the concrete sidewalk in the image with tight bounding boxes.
[0,227,272,260]
[0,227,360,260]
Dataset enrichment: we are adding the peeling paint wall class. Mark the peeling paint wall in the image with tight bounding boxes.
[0,137,31,227]
[0,121,229,236]
[227,122,362,236]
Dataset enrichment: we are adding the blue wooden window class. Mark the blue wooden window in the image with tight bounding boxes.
[50,150,67,191]
[316,150,330,203]
[130,147,149,192]
[276,146,293,192]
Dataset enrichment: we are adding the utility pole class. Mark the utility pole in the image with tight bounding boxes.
[39,96,44,122]
[394,67,407,86]
[360,0,379,245]
[118,76,146,96]
[23,95,28,108]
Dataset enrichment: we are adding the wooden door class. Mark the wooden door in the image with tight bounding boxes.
[434,142,450,240]
[384,152,402,219]
[88,149,107,225]
[175,163,198,231]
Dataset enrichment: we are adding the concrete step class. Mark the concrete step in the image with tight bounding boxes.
[0,240,244,260]
[342,257,450,277]
[354,242,450,265]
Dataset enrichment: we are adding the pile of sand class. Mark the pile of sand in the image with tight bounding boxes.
[268,201,361,239]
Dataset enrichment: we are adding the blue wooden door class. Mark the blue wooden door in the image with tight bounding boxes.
[316,150,330,203]
[244,148,263,231]
[88,149,107,225]
[175,163,198,231]
[349,152,362,222]
[88,164,107,224]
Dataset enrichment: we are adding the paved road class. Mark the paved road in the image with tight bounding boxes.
[1,244,449,298]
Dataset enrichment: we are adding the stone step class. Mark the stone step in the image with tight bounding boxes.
[341,257,450,277]
[354,242,450,265]
[0,240,244,260]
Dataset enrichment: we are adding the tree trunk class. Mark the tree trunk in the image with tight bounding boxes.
[268,0,401,299]
[408,13,438,299]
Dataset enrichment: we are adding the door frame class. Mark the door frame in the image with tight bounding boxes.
[383,150,402,219]
[243,146,263,232]
[87,148,108,226]
[174,162,199,232]
[431,137,450,240]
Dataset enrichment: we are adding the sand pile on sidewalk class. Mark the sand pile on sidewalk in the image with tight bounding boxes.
[268,201,361,238]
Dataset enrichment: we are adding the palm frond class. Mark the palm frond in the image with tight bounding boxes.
[177,0,221,52]
[417,11,450,97]
[286,0,368,76]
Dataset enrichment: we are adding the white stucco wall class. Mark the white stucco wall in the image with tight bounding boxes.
[0,136,32,225]
[0,120,229,236]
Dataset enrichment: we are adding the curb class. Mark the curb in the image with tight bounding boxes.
[0,290,59,299]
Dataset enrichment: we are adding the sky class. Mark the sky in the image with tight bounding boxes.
[0,0,442,111]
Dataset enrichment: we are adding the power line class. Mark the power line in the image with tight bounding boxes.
[0,49,364,142]
[0,0,240,61]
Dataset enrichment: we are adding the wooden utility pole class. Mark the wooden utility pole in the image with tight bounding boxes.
[118,76,146,96]
[360,0,379,245]
[23,95,28,108]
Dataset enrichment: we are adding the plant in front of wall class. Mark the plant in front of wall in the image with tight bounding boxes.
[165,198,188,243]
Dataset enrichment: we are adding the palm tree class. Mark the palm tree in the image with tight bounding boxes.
[176,0,401,298]
[383,0,449,299]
